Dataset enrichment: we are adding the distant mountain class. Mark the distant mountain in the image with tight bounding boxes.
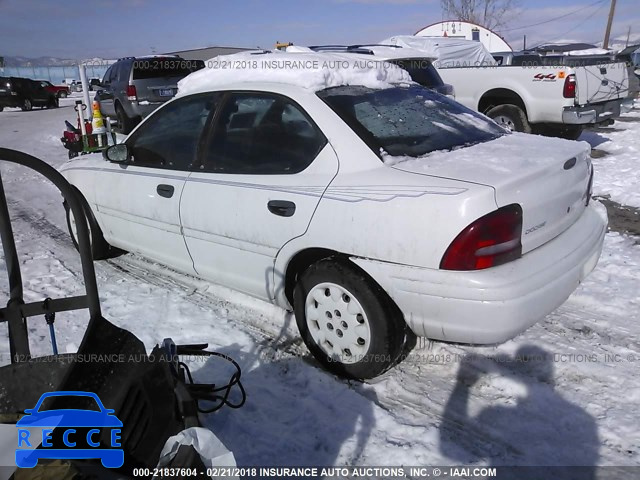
[2,56,115,67]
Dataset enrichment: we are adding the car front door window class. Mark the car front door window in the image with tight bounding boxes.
[126,93,220,170]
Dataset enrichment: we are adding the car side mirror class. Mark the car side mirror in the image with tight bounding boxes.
[103,144,130,163]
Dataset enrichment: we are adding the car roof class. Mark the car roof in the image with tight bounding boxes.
[303,44,436,61]
[176,50,413,96]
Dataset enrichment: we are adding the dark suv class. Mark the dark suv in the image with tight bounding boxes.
[95,55,204,133]
[0,76,58,112]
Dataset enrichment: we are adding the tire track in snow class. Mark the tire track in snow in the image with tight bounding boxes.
[10,203,637,466]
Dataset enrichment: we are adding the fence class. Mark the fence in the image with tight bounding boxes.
[0,63,110,85]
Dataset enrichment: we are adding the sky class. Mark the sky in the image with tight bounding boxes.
[0,0,638,60]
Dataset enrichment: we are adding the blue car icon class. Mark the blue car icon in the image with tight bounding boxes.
[15,391,124,468]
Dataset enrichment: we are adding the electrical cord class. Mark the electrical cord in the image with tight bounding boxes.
[177,351,246,413]
[497,0,607,33]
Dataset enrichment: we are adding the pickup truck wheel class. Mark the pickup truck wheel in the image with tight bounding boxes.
[58,91,68,98]
[294,258,408,379]
[486,104,531,133]
[0,106,3,112]
[47,96,59,109]
[21,99,33,111]
[64,198,117,260]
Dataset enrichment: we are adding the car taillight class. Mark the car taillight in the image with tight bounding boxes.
[563,74,576,98]
[126,85,137,101]
[440,204,523,271]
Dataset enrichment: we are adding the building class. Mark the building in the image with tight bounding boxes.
[164,46,250,61]
[415,21,512,53]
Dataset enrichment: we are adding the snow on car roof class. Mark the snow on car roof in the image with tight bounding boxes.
[177,50,413,96]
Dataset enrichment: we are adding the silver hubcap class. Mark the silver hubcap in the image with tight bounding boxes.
[305,282,372,365]
[494,115,516,131]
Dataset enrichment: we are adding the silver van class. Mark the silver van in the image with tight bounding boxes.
[95,55,204,133]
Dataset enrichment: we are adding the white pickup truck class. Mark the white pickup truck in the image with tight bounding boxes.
[383,36,632,139]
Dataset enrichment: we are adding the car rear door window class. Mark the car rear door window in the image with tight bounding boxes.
[125,93,220,170]
[202,92,326,174]
[102,66,113,85]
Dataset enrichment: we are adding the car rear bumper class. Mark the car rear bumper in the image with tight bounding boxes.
[130,100,168,118]
[0,95,22,108]
[562,99,623,124]
[351,201,607,344]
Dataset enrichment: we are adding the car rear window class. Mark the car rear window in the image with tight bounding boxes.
[318,84,506,158]
[133,58,205,80]
[387,58,444,88]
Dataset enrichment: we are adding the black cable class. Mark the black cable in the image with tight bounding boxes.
[496,0,607,33]
[177,351,246,413]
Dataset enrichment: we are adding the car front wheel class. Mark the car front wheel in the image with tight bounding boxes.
[294,258,409,379]
[65,198,119,260]
[21,99,33,111]
[58,91,68,98]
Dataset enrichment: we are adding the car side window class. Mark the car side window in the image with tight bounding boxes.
[203,92,326,175]
[126,93,220,170]
[102,66,112,85]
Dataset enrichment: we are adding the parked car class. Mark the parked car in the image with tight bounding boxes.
[89,77,102,91]
[95,55,205,134]
[60,53,607,379]
[39,80,70,98]
[0,76,58,111]
[306,44,455,97]
[383,36,631,140]
[62,78,82,93]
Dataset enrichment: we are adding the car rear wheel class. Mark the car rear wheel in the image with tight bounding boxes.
[294,258,409,379]
[21,99,33,111]
[486,104,531,133]
[64,197,119,260]
[47,96,59,109]
[116,103,136,134]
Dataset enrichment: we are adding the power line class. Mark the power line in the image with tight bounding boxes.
[532,2,609,48]
[496,0,607,33]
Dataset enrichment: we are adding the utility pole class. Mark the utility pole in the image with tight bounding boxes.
[603,0,617,49]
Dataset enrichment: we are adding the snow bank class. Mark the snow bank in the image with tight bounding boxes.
[177,51,413,96]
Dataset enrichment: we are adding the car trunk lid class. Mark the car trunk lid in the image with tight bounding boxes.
[390,133,592,254]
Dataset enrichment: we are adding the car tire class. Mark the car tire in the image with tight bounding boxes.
[293,258,409,379]
[58,91,68,98]
[486,104,531,133]
[64,195,119,260]
[0,106,3,112]
[116,103,136,134]
[47,96,59,109]
[21,98,33,111]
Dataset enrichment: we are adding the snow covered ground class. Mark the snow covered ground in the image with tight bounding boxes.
[0,95,639,475]
[583,105,640,209]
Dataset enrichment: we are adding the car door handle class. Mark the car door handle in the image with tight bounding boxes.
[267,200,296,217]
[157,184,175,198]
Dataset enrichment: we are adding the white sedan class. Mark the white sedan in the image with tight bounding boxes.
[60,52,607,379]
